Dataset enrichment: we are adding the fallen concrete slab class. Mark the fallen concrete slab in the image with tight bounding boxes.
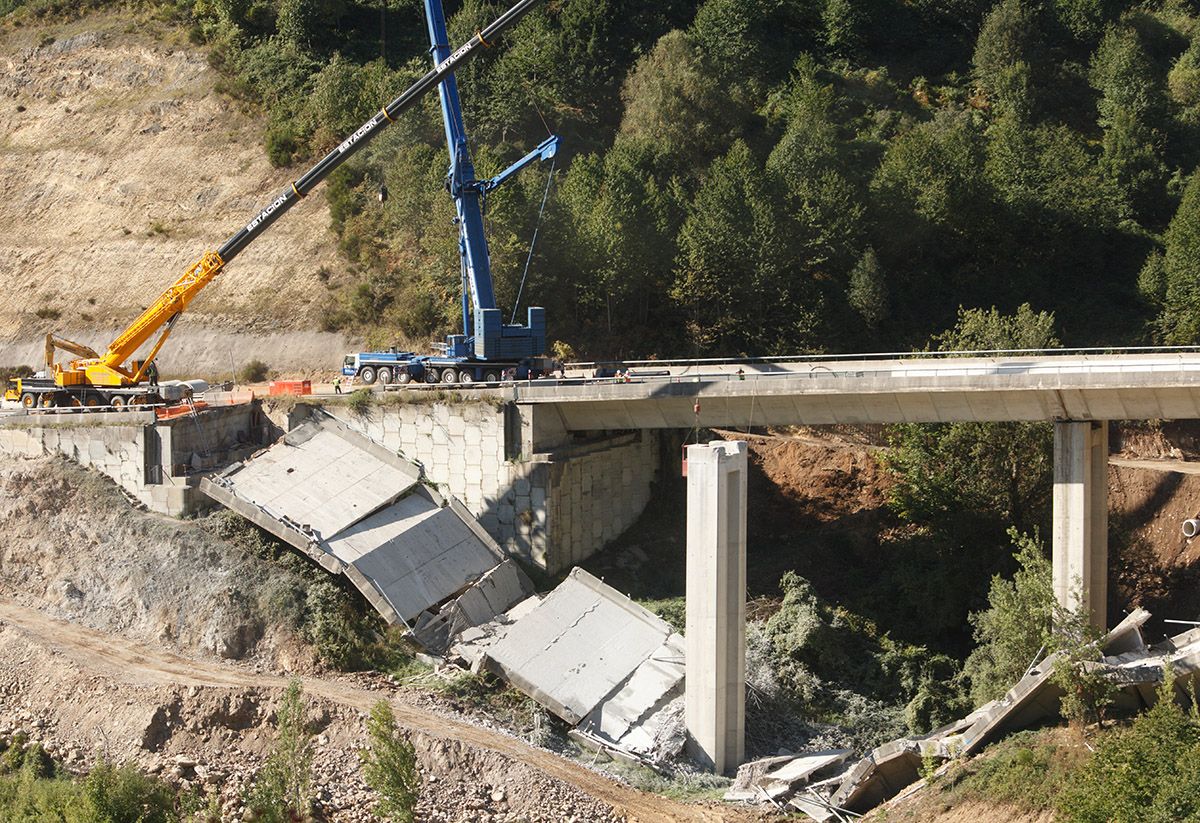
[212,414,421,539]
[482,568,680,725]
[201,412,528,627]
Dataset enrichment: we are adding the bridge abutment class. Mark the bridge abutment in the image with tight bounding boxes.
[323,401,660,574]
[1052,420,1108,630]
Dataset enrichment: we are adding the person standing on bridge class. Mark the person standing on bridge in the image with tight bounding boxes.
[144,360,159,387]
[333,376,342,395]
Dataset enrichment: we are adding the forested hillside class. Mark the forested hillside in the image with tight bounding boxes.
[7,0,1200,359]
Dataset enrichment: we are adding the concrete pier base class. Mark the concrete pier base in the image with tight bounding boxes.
[1052,420,1108,629]
[685,440,747,774]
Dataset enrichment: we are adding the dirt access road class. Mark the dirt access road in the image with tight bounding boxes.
[0,598,761,823]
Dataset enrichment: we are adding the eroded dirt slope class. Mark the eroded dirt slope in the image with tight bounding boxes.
[0,455,316,665]
[0,14,351,373]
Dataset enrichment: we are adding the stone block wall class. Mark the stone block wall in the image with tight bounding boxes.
[326,402,659,574]
[0,404,261,517]
[163,403,261,473]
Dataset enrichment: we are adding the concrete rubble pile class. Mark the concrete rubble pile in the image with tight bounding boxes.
[200,412,686,764]
[727,607,1200,821]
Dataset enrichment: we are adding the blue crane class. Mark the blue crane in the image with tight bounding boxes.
[425,0,558,364]
[342,0,559,387]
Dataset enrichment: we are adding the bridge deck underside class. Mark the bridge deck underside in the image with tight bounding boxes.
[519,375,1200,430]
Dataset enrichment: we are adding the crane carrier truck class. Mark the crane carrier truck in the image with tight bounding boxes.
[343,0,558,387]
[5,0,545,410]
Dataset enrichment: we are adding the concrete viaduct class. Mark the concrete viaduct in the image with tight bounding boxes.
[505,351,1200,628]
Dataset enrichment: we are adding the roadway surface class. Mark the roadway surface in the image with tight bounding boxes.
[11,349,1200,429]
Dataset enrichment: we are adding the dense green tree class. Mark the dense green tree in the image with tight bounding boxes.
[1089,25,1169,220]
[822,0,867,59]
[1054,0,1121,42]
[1169,39,1200,115]
[847,247,888,331]
[1161,171,1200,343]
[673,141,822,354]
[972,0,1044,109]
[619,30,747,172]
[277,0,344,49]
[885,306,1057,546]
[963,529,1055,705]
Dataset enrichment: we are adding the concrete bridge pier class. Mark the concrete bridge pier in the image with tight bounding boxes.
[1052,420,1108,629]
[685,440,747,775]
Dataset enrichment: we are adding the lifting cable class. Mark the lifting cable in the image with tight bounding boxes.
[510,155,555,324]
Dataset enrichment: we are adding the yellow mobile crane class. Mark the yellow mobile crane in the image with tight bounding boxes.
[5,0,542,410]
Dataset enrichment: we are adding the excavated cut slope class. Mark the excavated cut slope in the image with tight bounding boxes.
[0,14,350,373]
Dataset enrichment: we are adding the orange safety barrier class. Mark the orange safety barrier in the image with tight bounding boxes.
[155,400,209,420]
[268,380,312,396]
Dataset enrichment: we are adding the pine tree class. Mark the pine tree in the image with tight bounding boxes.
[360,701,420,822]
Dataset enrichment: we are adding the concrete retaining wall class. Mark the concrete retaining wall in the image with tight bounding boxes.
[0,404,261,516]
[324,402,659,574]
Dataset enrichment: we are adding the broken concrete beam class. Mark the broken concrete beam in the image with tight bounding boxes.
[724,749,851,802]
[829,739,924,813]
[1102,607,1151,658]
[958,652,1065,758]
[411,559,535,654]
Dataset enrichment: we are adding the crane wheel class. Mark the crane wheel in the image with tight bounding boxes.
[440,368,458,384]
[423,369,439,384]
[110,395,126,409]
[359,366,377,385]
[378,367,393,385]
[84,394,101,408]
[20,392,36,410]
[484,371,500,383]
[458,370,474,384]
[397,372,412,385]
[39,395,55,408]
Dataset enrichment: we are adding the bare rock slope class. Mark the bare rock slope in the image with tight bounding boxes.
[0,14,351,373]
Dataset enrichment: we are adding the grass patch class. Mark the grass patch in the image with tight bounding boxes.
[933,728,1088,812]
[597,760,730,803]
[346,387,372,416]
[638,596,685,632]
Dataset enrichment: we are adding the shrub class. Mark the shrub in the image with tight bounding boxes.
[346,387,372,416]
[360,701,419,822]
[265,120,302,167]
[73,760,177,822]
[237,359,270,383]
[34,307,60,320]
[1057,671,1200,822]
[244,679,314,822]
[1050,604,1118,727]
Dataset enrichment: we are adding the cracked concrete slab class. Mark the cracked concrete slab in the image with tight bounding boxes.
[200,413,520,628]
[482,568,676,725]
[212,415,420,540]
